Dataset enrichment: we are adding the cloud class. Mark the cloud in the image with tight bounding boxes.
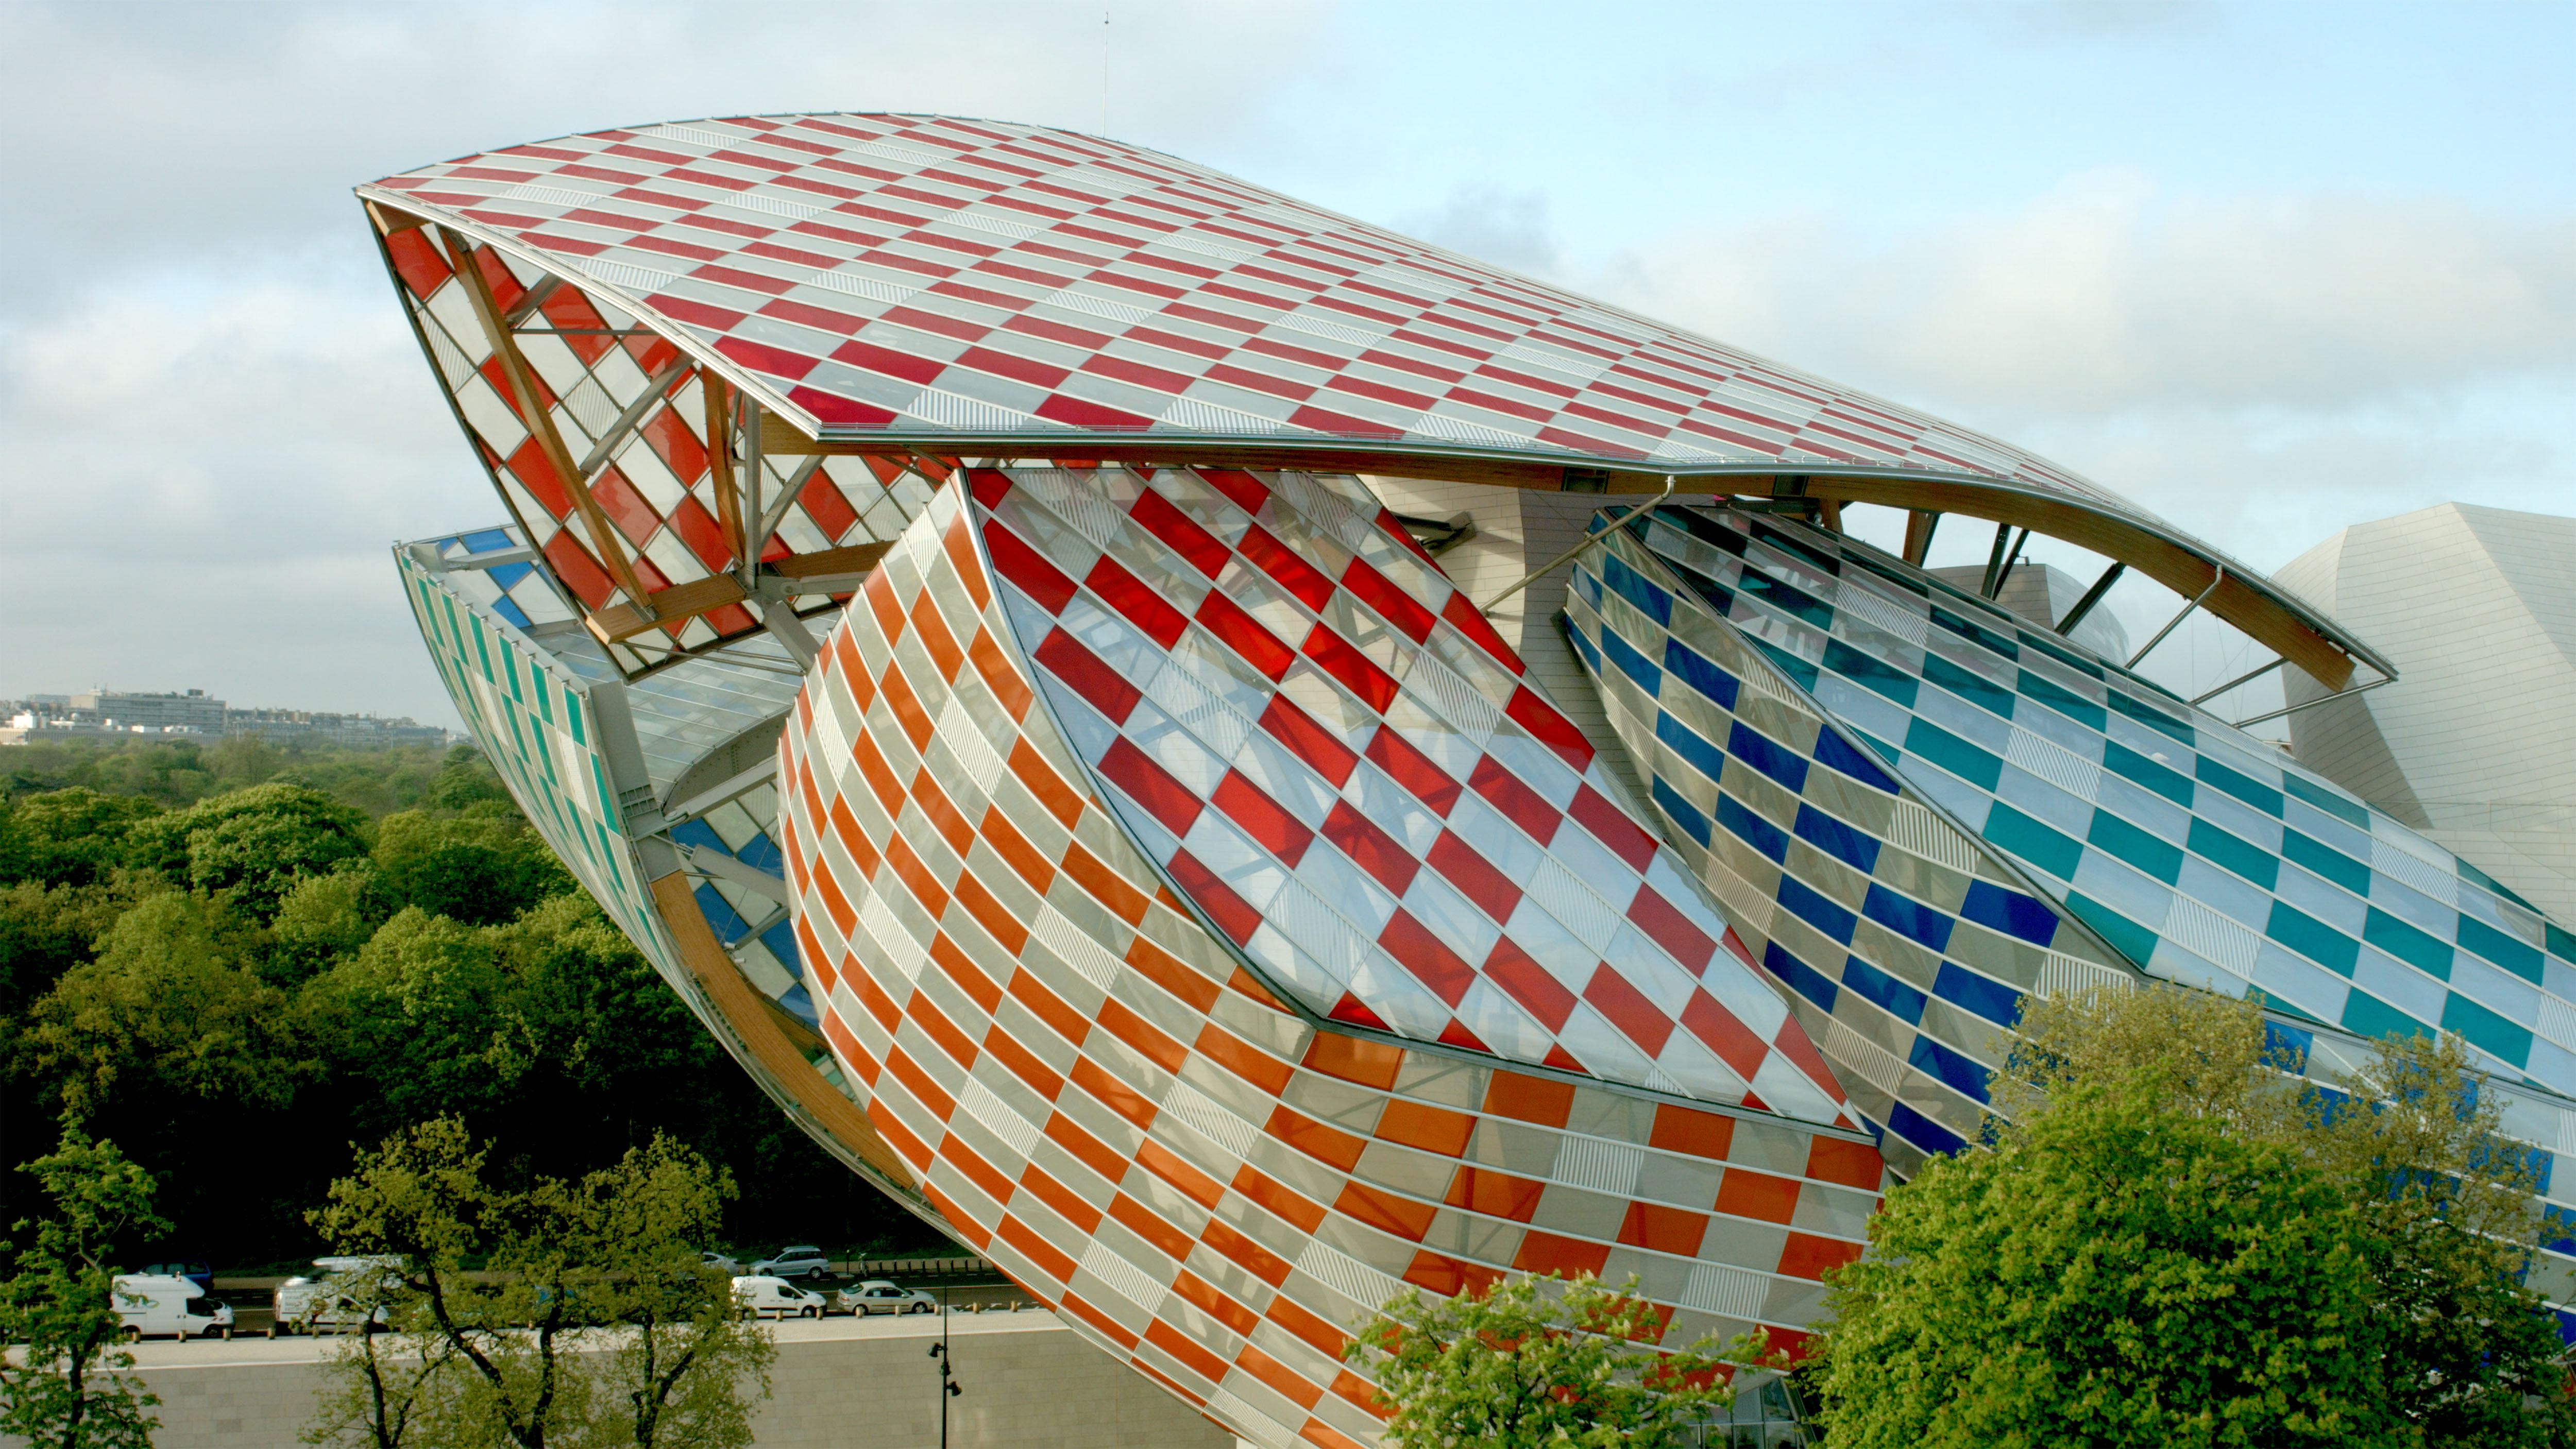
[0,0,1332,308]
[1590,167,2576,416]
[1400,186,1563,274]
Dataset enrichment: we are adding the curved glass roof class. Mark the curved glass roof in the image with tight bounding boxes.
[355,112,2386,682]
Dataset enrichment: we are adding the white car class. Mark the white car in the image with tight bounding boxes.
[837,1280,939,1316]
[114,1274,233,1340]
[732,1275,827,1320]
[699,1251,742,1274]
[749,1246,832,1279]
[272,1256,401,1335]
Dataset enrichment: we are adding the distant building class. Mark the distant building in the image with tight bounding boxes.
[2274,503,2576,927]
[225,709,450,748]
[0,688,448,749]
[67,687,228,732]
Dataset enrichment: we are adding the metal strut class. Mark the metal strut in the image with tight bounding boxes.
[1480,475,1676,617]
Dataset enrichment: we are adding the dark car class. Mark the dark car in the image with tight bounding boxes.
[139,1260,213,1294]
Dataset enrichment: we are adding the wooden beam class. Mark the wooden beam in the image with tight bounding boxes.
[586,574,749,643]
[704,373,745,567]
[1816,498,1844,533]
[770,542,894,579]
[437,227,656,614]
[1902,509,1940,565]
[647,872,916,1189]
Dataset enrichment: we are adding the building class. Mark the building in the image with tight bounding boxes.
[71,687,228,732]
[2273,503,2576,929]
[0,689,448,748]
[361,114,2576,1447]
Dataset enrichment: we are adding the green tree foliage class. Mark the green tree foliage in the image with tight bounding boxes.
[0,742,933,1266]
[128,783,369,919]
[0,1120,168,1449]
[1816,985,2576,1447]
[1346,1272,1772,1447]
[303,1119,773,1449]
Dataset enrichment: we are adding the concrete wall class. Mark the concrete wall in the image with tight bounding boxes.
[10,1314,1233,1448]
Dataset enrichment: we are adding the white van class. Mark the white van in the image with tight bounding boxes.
[731,1275,827,1320]
[113,1274,234,1340]
[273,1256,401,1335]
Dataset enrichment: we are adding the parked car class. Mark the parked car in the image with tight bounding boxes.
[113,1274,233,1340]
[732,1275,827,1320]
[698,1250,742,1274]
[836,1280,939,1316]
[272,1256,401,1335]
[136,1259,213,1294]
[750,1246,832,1279]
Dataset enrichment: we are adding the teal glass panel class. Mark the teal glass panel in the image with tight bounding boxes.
[1904,717,2003,791]
[2364,908,2453,980]
[2066,892,2160,968]
[1985,805,2082,881]
[2188,818,2280,891]
[2442,992,2534,1067]
[2088,809,2183,884]
[2458,915,2545,985]
[2102,739,2192,807]
[2268,900,2361,976]
[2342,989,2430,1046]
[2195,755,2284,815]
[2282,830,2371,897]
[2283,773,2369,829]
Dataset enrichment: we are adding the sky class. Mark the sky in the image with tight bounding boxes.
[1,0,2567,729]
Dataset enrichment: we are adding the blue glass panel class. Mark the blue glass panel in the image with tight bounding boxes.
[1715,793,1789,864]
[2195,755,2284,815]
[1668,561,1734,615]
[1933,962,2022,1026]
[776,981,819,1026]
[1663,639,1740,709]
[693,882,751,946]
[2102,739,2193,807]
[2105,687,2193,745]
[1568,619,1604,673]
[1653,777,1713,847]
[1823,639,1919,707]
[2342,988,2431,1046]
[1862,884,1954,951]
[1655,712,1728,784]
[1904,718,2003,791]
[1727,721,1810,793]
[2364,908,2452,979]
[1601,552,1673,627]
[460,527,514,552]
[2016,670,2106,730]
[1602,625,1663,693]
[2088,809,2183,884]
[2188,817,2280,890]
[761,917,800,970]
[1923,653,2015,719]
[1573,564,1604,609]
[1795,805,1881,873]
[1887,1100,1966,1156]
[2261,1019,2314,1070]
[2282,830,2370,896]
[1909,1034,1991,1103]
[487,561,535,591]
[1960,880,2060,946]
[1750,638,1820,692]
[492,595,534,629]
[671,818,730,854]
[2282,773,2369,829]
[2443,991,2534,1067]
[2066,892,2159,967]
[1815,727,1901,792]
[2457,915,2545,984]
[1777,875,1858,945]
[1984,804,2083,880]
[1739,570,1832,629]
[2267,900,2360,976]
[736,831,785,874]
[1841,954,1927,1025]
[1928,605,2018,662]
[1764,939,1838,1012]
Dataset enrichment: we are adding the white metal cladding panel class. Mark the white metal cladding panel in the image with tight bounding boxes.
[776,478,1887,1449]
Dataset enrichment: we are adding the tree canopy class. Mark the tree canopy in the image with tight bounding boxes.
[0,740,938,1267]
[1814,986,2576,1448]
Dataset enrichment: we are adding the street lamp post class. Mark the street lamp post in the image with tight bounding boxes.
[926,1285,961,1447]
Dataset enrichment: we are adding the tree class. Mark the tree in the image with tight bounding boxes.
[1818,985,2576,1448]
[0,1119,168,1449]
[1816,1077,2387,1448]
[1345,1272,1771,1448]
[0,790,160,890]
[304,1118,771,1449]
[128,782,369,919]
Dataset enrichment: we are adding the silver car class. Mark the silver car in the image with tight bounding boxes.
[836,1280,939,1316]
[750,1245,832,1279]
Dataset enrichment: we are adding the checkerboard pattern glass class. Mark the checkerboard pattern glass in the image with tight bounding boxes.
[1567,504,2576,1157]
[781,475,1887,1448]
